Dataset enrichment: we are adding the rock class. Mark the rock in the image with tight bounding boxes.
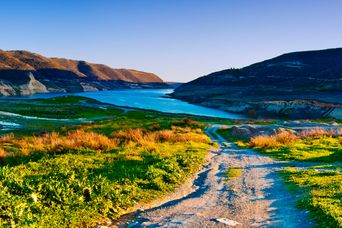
[215,218,241,226]
[0,82,16,96]
[231,126,252,138]
[19,73,48,95]
[80,82,99,92]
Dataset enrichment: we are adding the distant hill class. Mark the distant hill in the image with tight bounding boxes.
[0,50,165,96]
[172,48,342,119]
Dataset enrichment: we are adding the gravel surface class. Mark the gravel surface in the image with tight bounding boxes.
[114,126,315,227]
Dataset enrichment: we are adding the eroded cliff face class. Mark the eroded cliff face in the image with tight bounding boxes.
[19,73,48,95]
[0,72,49,96]
[176,96,342,119]
[0,82,16,96]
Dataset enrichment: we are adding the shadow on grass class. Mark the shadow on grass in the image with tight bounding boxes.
[1,152,47,167]
[90,152,162,184]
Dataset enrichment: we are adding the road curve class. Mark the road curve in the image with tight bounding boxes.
[115,125,314,227]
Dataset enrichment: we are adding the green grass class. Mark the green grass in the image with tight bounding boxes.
[225,166,242,180]
[311,118,342,124]
[282,168,342,227]
[247,132,342,226]
[0,96,213,227]
[257,136,341,162]
[0,141,210,227]
[0,96,123,119]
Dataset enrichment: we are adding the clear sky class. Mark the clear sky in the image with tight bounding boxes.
[1,0,341,82]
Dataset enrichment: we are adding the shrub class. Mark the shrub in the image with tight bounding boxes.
[249,135,280,148]
[113,128,145,144]
[275,130,298,144]
[172,118,204,129]
[0,147,6,159]
[0,133,14,143]
[65,130,119,152]
[150,123,161,131]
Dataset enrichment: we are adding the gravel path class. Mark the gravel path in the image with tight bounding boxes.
[115,126,314,227]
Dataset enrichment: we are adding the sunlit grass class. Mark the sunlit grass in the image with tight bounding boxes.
[252,136,341,162]
[248,128,341,162]
[225,166,242,181]
[248,128,342,226]
[0,97,214,227]
[282,168,342,227]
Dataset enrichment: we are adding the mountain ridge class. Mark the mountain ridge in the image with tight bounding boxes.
[172,48,342,119]
[0,50,165,96]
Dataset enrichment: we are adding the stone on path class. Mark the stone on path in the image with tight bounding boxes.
[215,218,241,226]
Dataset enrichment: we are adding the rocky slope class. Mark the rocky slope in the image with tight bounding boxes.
[0,50,166,96]
[172,48,342,119]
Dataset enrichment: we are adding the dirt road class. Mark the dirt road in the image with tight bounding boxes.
[116,126,314,227]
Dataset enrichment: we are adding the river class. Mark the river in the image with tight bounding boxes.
[16,89,243,119]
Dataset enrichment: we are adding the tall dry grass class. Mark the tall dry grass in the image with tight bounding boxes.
[1,126,209,158]
[0,147,6,159]
[275,130,298,144]
[249,135,280,148]
[250,127,342,148]
[249,129,297,148]
[0,133,14,143]
[299,128,336,138]
[112,128,209,145]
[3,130,119,156]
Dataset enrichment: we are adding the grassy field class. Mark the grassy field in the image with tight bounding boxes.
[0,96,214,227]
[249,129,342,227]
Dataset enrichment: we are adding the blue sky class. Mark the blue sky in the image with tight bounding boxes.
[1,0,342,82]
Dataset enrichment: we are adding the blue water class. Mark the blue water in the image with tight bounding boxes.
[16,89,243,119]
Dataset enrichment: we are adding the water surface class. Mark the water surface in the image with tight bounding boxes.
[5,89,243,119]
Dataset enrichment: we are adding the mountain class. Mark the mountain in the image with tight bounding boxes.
[0,50,166,96]
[172,48,342,119]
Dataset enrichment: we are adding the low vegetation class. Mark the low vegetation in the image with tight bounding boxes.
[282,168,341,227]
[225,166,242,181]
[0,97,213,227]
[248,127,342,226]
[249,128,341,162]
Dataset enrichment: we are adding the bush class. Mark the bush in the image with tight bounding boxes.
[0,147,6,159]
[0,133,14,143]
[172,118,204,129]
[275,130,298,144]
[250,129,297,148]
[249,135,280,148]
